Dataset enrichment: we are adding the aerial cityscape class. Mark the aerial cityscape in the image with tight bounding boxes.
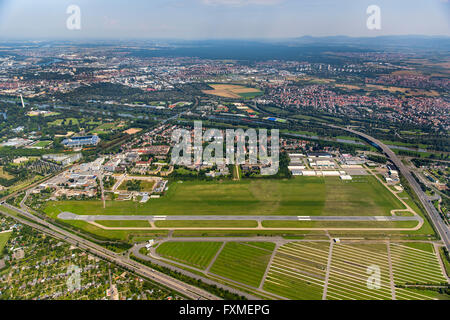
[0,0,448,313]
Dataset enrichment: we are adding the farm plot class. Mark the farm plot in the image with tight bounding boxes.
[390,243,447,287]
[263,242,330,300]
[202,84,262,99]
[395,287,446,300]
[156,241,223,270]
[327,244,393,300]
[209,242,274,287]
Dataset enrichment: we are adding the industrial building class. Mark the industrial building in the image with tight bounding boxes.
[62,135,100,148]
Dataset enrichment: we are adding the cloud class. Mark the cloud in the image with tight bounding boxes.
[202,0,283,6]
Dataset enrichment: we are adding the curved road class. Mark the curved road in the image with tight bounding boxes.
[332,125,450,250]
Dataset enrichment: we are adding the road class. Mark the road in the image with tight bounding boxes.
[0,203,220,300]
[58,212,421,222]
[333,125,450,250]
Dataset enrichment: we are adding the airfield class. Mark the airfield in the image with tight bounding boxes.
[46,175,406,217]
[27,164,450,300]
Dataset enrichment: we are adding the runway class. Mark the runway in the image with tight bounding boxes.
[58,211,420,222]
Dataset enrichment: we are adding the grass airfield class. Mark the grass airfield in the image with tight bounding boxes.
[44,176,404,217]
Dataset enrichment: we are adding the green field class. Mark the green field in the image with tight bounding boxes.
[152,240,450,300]
[327,243,393,300]
[55,219,167,242]
[0,231,12,256]
[154,221,258,228]
[95,220,150,228]
[263,242,329,300]
[156,241,223,270]
[390,243,447,285]
[261,221,419,229]
[44,176,404,217]
[239,91,263,99]
[118,180,155,192]
[90,122,117,134]
[31,140,52,148]
[0,167,14,180]
[209,242,274,287]
[48,118,79,126]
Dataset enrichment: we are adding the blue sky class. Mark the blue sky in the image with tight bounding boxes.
[0,0,448,39]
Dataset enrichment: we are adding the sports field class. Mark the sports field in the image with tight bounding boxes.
[156,241,223,270]
[44,176,404,217]
[144,240,449,300]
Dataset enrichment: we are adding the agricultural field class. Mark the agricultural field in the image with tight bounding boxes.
[44,176,404,217]
[203,84,262,99]
[117,179,155,192]
[156,241,223,270]
[263,242,329,300]
[326,244,393,300]
[154,221,258,228]
[209,242,274,287]
[390,243,447,286]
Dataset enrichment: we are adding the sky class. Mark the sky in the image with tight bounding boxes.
[0,0,448,39]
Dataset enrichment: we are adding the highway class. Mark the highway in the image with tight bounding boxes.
[0,203,221,300]
[333,125,450,250]
[58,212,421,222]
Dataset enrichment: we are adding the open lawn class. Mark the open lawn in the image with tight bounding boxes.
[156,241,223,270]
[0,231,11,255]
[95,220,150,228]
[118,179,155,192]
[44,176,404,217]
[154,221,258,228]
[327,243,393,300]
[209,242,274,287]
[31,140,52,148]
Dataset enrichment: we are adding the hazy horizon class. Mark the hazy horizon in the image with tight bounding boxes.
[0,0,448,40]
